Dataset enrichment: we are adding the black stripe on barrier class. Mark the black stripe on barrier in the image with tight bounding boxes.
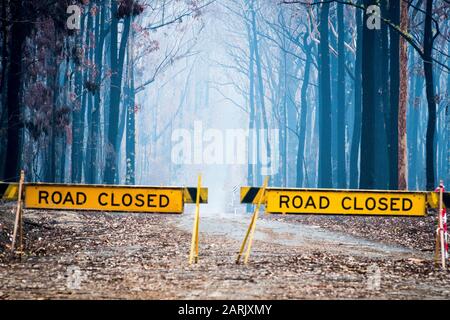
[186,187,206,203]
[242,187,261,204]
[444,193,450,208]
[0,183,8,196]
[187,187,197,203]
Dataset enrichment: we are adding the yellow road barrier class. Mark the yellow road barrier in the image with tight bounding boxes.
[241,187,449,216]
[20,183,207,214]
[0,182,19,201]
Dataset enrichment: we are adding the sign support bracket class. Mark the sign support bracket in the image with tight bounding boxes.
[11,170,25,254]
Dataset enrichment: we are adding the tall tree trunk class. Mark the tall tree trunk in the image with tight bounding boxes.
[350,3,363,189]
[376,0,389,189]
[86,4,104,184]
[447,41,450,183]
[250,0,271,182]
[105,1,119,184]
[336,2,346,188]
[247,22,256,188]
[125,28,135,185]
[318,3,333,188]
[105,4,131,184]
[360,0,378,189]
[408,51,423,190]
[0,0,8,178]
[71,13,86,183]
[423,0,436,190]
[296,38,312,188]
[4,0,26,181]
[398,0,409,190]
[48,27,59,182]
[388,0,400,190]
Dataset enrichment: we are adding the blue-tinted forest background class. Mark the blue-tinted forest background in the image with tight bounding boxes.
[0,0,449,210]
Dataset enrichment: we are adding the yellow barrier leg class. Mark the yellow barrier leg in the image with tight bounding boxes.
[236,209,257,264]
[11,170,25,254]
[189,174,202,264]
[236,176,269,265]
[189,212,198,264]
[194,199,200,263]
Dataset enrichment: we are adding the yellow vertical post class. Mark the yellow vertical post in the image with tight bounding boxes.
[11,170,25,253]
[189,174,202,264]
[236,176,269,264]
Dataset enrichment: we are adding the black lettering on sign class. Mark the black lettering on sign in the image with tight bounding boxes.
[160,195,169,208]
[342,197,351,210]
[63,192,74,205]
[39,191,49,204]
[391,198,400,211]
[98,193,108,206]
[135,194,144,207]
[52,191,62,204]
[77,192,87,205]
[148,194,156,207]
[292,196,302,208]
[304,196,316,209]
[280,195,290,209]
[378,197,388,210]
[366,197,376,210]
[354,197,363,210]
[403,198,413,211]
[320,196,330,209]
[122,194,132,207]
[111,193,120,207]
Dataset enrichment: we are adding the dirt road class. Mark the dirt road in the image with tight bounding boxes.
[1,205,450,299]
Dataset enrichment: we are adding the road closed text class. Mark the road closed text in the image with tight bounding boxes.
[24,185,184,213]
[266,190,427,216]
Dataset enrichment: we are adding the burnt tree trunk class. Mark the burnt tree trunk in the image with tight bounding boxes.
[4,0,27,180]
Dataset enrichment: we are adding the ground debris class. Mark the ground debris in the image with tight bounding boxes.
[1,206,450,299]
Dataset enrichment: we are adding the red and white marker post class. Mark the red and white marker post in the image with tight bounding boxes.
[435,181,448,269]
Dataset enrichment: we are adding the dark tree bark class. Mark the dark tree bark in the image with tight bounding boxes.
[105,1,131,184]
[408,52,423,190]
[86,3,106,184]
[71,13,86,183]
[360,0,378,189]
[447,41,450,182]
[4,0,27,181]
[398,0,409,190]
[336,2,346,188]
[105,1,119,184]
[350,3,362,189]
[318,2,332,188]
[0,0,7,177]
[388,0,400,190]
[125,35,135,185]
[423,0,436,190]
[373,2,389,189]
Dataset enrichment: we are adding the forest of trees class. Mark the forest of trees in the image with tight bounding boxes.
[0,0,449,194]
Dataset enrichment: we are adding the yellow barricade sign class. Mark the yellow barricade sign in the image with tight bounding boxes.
[24,184,184,213]
[0,182,19,201]
[265,189,427,216]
